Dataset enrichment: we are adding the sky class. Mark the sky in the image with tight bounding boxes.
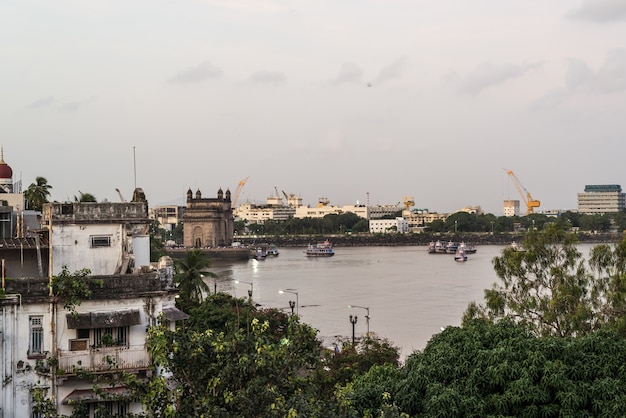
[2,0,626,215]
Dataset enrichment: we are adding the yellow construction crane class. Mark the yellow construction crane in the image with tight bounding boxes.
[232,176,249,207]
[503,168,540,215]
[402,196,415,211]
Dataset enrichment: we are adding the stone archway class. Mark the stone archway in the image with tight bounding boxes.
[192,226,203,248]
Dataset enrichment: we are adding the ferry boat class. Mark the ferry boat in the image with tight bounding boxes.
[445,241,459,253]
[253,247,267,260]
[305,240,335,257]
[266,244,280,257]
[428,240,447,253]
[454,248,467,262]
[458,242,477,254]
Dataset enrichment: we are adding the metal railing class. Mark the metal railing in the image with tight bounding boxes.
[58,345,150,374]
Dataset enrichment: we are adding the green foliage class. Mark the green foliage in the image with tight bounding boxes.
[312,335,400,400]
[465,224,606,337]
[50,266,100,315]
[344,320,626,417]
[150,235,167,263]
[143,296,329,417]
[24,176,52,211]
[74,191,97,202]
[173,249,217,306]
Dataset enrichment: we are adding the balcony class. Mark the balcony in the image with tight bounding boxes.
[58,345,150,375]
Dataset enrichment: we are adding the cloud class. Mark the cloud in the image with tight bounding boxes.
[26,96,56,109]
[330,62,365,86]
[457,61,542,96]
[567,0,626,23]
[531,50,626,109]
[591,49,626,93]
[247,70,286,85]
[167,61,223,84]
[371,56,409,85]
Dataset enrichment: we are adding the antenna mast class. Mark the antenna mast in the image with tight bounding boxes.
[133,146,137,190]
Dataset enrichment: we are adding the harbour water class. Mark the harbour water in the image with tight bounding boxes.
[208,243,596,360]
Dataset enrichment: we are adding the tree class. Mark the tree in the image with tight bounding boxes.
[24,176,52,211]
[74,191,97,202]
[344,320,626,417]
[173,249,217,306]
[140,295,337,417]
[464,223,626,338]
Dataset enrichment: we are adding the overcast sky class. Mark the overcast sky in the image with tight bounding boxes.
[2,0,626,215]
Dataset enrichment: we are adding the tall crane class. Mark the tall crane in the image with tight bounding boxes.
[503,168,540,215]
[232,176,249,207]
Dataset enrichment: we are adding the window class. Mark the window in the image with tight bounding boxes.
[94,327,129,347]
[94,401,129,417]
[90,235,111,248]
[29,316,44,356]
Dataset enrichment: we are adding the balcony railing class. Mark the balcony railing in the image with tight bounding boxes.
[58,345,150,374]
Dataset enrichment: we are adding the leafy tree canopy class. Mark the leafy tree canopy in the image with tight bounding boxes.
[345,320,626,417]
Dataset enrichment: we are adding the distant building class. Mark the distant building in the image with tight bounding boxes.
[503,200,520,217]
[151,205,184,230]
[577,184,625,214]
[403,209,448,230]
[369,217,409,234]
[183,187,234,247]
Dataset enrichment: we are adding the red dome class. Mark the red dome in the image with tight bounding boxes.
[0,162,12,179]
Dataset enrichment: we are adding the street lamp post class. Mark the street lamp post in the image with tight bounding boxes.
[349,315,358,345]
[279,289,299,316]
[235,280,253,300]
[348,305,370,335]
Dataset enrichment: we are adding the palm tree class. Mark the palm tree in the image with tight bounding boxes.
[24,176,52,211]
[74,191,97,202]
[174,249,217,305]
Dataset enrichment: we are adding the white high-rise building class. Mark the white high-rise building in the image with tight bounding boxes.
[577,185,625,214]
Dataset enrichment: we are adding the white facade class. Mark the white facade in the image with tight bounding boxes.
[578,185,625,214]
[1,271,183,418]
[44,202,151,276]
[369,217,409,234]
[503,200,520,217]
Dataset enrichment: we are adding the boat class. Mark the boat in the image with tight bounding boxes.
[445,241,459,253]
[435,240,447,253]
[510,241,524,252]
[305,240,335,257]
[454,248,467,262]
[266,244,280,257]
[458,242,477,254]
[253,247,267,260]
[427,241,437,253]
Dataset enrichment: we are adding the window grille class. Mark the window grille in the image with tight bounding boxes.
[30,316,43,355]
[90,235,111,248]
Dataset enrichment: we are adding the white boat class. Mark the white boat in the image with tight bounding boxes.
[266,244,280,257]
[445,241,459,253]
[454,248,467,262]
[458,242,477,254]
[305,240,335,257]
[253,247,267,260]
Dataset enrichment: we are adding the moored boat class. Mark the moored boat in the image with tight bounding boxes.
[458,242,477,254]
[266,244,280,257]
[305,240,335,257]
[253,247,267,260]
[445,241,459,253]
